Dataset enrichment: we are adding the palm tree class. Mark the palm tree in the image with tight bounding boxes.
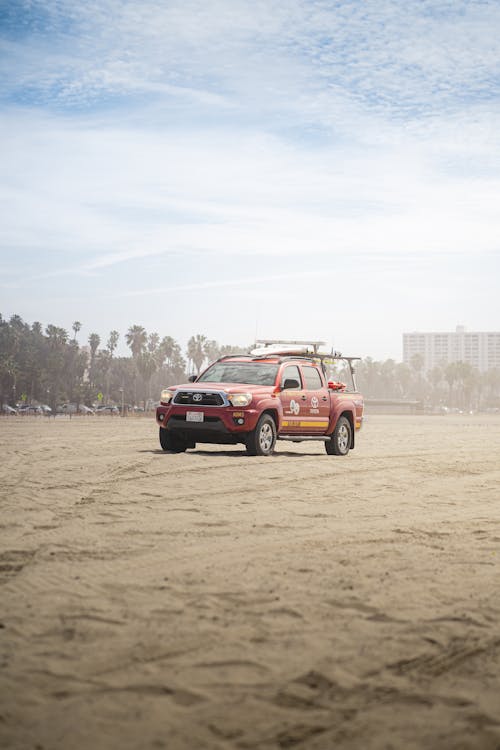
[104,330,120,402]
[107,330,119,356]
[455,361,476,411]
[428,366,444,406]
[357,357,380,398]
[187,334,207,374]
[88,333,101,391]
[126,325,147,359]
[72,321,82,344]
[484,368,500,408]
[137,351,158,408]
[204,339,220,364]
[147,332,160,353]
[160,336,176,366]
[45,325,69,409]
[409,353,425,401]
[157,337,186,386]
[444,362,460,408]
[0,316,20,405]
[394,362,412,399]
[126,325,147,406]
[46,325,69,347]
[88,333,100,360]
[379,359,396,399]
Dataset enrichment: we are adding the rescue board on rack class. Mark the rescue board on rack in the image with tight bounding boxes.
[251,340,330,357]
[250,344,320,357]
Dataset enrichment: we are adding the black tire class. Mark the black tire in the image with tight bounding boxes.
[159,427,188,453]
[246,414,277,456]
[325,416,351,456]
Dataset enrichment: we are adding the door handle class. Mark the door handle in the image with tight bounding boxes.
[301,395,307,401]
[322,396,328,401]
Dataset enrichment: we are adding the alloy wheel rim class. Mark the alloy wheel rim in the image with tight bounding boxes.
[338,424,349,452]
[259,423,273,451]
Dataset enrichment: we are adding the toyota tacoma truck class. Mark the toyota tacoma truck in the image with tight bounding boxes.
[156,341,363,456]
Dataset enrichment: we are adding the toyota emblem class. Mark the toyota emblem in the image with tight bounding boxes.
[192,393,203,402]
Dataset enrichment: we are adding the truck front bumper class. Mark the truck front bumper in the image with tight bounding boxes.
[156,405,261,444]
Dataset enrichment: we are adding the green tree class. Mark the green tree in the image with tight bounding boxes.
[88,332,101,393]
[409,353,425,401]
[187,334,208,374]
[45,324,69,410]
[72,321,82,344]
[137,351,158,407]
[107,330,119,356]
[0,315,20,405]
[357,357,380,398]
[157,337,186,386]
[455,361,476,411]
[204,339,220,364]
[147,332,160,354]
[111,357,136,408]
[126,325,147,406]
[104,330,120,402]
[444,362,459,407]
[126,325,147,359]
[394,362,412,399]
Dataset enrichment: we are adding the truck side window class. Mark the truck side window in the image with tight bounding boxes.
[281,365,302,389]
[302,366,323,390]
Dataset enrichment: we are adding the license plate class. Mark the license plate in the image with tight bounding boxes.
[186,411,204,422]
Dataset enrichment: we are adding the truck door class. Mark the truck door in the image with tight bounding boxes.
[299,364,331,433]
[278,364,304,434]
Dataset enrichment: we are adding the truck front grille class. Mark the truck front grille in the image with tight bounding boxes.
[173,391,225,407]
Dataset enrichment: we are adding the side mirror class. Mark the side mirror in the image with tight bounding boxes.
[188,374,197,383]
[282,378,300,390]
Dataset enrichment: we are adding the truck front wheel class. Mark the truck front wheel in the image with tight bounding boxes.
[246,414,276,456]
[159,427,189,453]
[325,416,351,456]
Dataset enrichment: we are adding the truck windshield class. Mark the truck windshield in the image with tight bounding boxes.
[198,362,279,386]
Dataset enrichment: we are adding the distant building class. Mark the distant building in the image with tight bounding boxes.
[403,326,500,373]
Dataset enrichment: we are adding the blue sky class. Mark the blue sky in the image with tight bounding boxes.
[1,0,499,359]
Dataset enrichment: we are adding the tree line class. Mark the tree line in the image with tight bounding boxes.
[0,314,245,411]
[350,355,500,411]
[1,313,499,412]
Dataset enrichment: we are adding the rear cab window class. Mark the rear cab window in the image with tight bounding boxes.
[301,365,325,390]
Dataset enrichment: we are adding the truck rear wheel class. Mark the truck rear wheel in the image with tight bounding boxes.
[325,416,351,456]
[246,414,276,456]
[159,427,188,453]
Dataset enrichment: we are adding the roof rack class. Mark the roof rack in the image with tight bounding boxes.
[250,353,359,364]
[213,350,360,364]
[278,354,360,363]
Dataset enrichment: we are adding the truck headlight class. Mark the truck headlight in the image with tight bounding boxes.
[228,393,252,407]
[160,389,174,404]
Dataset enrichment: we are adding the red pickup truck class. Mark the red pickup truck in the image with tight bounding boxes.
[156,346,363,456]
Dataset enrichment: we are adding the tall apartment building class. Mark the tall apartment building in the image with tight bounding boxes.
[403,326,500,373]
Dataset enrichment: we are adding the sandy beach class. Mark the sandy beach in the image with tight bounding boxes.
[1,413,500,750]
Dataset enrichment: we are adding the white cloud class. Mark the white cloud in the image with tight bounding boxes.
[5,0,500,123]
[1,1,499,356]
[1,110,499,283]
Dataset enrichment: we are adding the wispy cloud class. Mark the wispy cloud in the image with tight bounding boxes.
[110,270,327,298]
[2,111,499,278]
[1,1,499,357]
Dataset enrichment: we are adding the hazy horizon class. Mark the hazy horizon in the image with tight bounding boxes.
[1,1,499,361]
